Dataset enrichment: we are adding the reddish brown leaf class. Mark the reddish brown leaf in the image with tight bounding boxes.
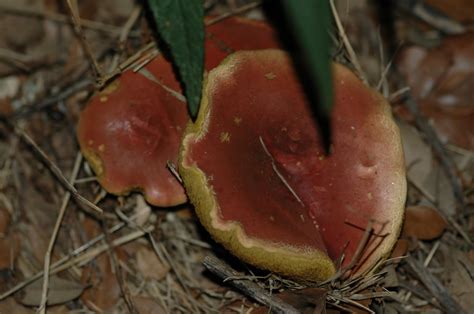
[402,205,447,240]
[390,238,409,260]
[398,33,474,150]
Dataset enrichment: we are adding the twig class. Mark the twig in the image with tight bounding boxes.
[107,6,142,75]
[101,220,138,314]
[37,153,82,314]
[202,256,300,314]
[0,48,39,71]
[0,227,149,300]
[9,78,93,121]
[259,136,305,207]
[66,0,103,81]
[205,1,261,25]
[423,241,440,267]
[118,6,142,51]
[319,221,375,286]
[166,161,183,184]
[399,280,440,309]
[396,0,465,35]
[0,2,138,37]
[404,96,465,210]
[329,0,367,84]
[14,126,103,215]
[407,256,467,314]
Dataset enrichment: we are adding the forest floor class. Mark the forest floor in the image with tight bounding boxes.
[0,0,473,313]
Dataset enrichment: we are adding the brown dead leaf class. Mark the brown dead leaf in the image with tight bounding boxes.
[80,251,123,312]
[0,207,11,235]
[0,297,34,313]
[135,245,170,280]
[250,288,327,314]
[398,121,456,215]
[0,233,19,270]
[131,296,166,314]
[438,244,474,311]
[390,238,409,260]
[426,0,474,23]
[398,33,474,150]
[402,205,447,240]
[18,275,84,307]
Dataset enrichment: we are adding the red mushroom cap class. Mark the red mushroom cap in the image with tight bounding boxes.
[77,72,188,207]
[179,50,406,280]
[77,17,280,206]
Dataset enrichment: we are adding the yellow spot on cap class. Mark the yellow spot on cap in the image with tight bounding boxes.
[98,144,105,152]
[100,96,108,103]
[265,72,276,80]
[220,132,231,143]
[233,117,242,125]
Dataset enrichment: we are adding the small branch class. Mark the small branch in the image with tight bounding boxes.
[9,78,93,121]
[407,257,467,314]
[0,227,149,301]
[66,0,103,81]
[202,256,300,314]
[259,136,305,208]
[0,2,138,37]
[37,153,82,313]
[205,1,261,26]
[404,96,465,210]
[14,126,103,215]
[329,0,367,84]
[396,0,465,35]
[101,220,138,314]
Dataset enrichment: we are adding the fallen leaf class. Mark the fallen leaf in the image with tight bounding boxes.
[398,120,457,215]
[0,207,11,235]
[0,234,19,269]
[131,296,166,314]
[438,244,474,311]
[19,275,84,307]
[390,238,409,260]
[80,250,123,312]
[426,0,474,23]
[398,33,474,150]
[402,205,447,240]
[251,288,327,314]
[0,297,34,313]
[135,245,170,280]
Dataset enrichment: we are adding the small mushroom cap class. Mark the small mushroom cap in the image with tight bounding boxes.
[77,17,280,207]
[77,71,188,207]
[180,50,406,281]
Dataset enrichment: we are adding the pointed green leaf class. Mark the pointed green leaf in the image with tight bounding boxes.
[148,0,204,117]
[283,0,333,151]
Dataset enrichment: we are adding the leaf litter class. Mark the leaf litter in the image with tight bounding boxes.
[0,0,472,313]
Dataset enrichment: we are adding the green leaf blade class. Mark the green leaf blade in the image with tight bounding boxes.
[282,0,333,151]
[148,0,204,117]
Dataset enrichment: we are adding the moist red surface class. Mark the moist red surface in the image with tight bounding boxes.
[77,71,188,206]
[145,17,281,90]
[78,17,281,206]
[204,17,281,69]
[187,52,402,264]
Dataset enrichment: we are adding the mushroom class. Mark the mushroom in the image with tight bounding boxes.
[179,50,406,280]
[77,17,280,207]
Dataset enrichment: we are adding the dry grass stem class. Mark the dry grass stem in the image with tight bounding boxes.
[259,136,305,207]
[66,0,103,80]
[15,126,104,215]
[329,0,367,83]
[37,153,82,314]
[205,1,262,26]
